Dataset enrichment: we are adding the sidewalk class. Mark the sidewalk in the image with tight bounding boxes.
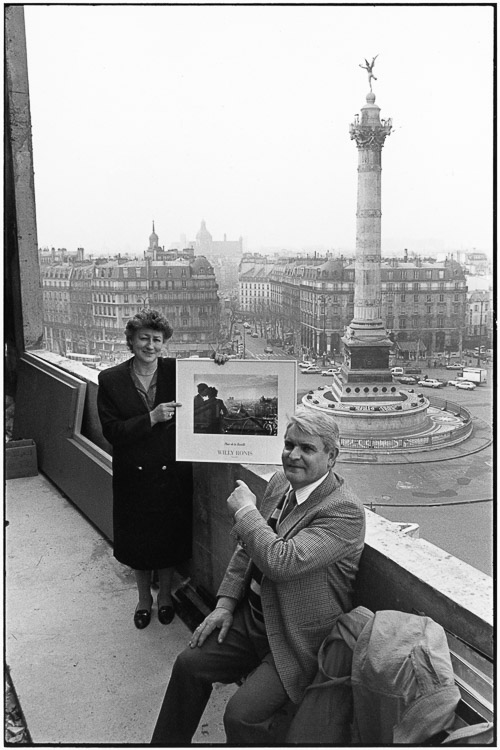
[5,473,235,745]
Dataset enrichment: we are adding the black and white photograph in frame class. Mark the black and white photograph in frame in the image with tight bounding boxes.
[176,359,297,464]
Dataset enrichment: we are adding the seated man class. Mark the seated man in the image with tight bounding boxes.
[151,405,366,746]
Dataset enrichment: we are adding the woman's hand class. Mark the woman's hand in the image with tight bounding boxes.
[211,352,229,365]
[189,607,234,647]
[150,401,182,426]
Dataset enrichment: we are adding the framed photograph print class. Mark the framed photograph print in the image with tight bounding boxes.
[175,359,297,464]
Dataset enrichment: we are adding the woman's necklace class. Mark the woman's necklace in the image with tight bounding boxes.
[133,360,158,381]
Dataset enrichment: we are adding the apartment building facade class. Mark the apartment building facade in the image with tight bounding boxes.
[40,250,220,361]
[250,253,468,357]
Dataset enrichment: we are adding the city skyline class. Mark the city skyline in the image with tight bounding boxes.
[24,5,493,257]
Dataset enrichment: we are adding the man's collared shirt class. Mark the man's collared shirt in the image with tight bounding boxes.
[234,471,330,521]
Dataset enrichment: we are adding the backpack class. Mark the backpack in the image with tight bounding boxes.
[351,610,461,744]
[286,606,373,744]
[287,608,464,745]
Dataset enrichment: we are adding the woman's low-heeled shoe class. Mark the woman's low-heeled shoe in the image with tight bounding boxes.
[134,608,152,629]
[158,604,175,625]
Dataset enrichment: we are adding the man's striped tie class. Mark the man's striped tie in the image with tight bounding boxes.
[279,489,297,525]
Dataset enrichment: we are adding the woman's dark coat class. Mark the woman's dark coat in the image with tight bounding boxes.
[97,357,192,570]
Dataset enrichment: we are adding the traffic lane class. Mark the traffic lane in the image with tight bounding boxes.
[342,446,494,576]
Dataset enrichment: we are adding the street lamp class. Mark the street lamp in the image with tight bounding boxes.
[477,298,484,367]
[318,294,328,365]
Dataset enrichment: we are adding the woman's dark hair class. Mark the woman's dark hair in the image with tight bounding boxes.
[125,310,173,351]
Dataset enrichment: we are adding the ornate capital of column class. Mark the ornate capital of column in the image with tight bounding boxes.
[349,123,392,149]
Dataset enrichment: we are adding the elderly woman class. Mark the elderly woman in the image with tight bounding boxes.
[97,310,204,629]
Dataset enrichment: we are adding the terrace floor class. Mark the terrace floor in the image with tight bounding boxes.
[5,473,235,745]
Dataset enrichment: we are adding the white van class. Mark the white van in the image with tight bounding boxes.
[391,367,404,376]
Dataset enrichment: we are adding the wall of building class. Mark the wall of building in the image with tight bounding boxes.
[250,255,468,356]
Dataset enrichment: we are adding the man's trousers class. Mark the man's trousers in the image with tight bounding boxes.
[151,600,290,745]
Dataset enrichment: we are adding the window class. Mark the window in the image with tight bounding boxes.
[426,305,431,314]
[401,294,406,302]
[400,317,407,328]
[439,294,445,302]
[414,295,419,302]
[426,295,432,302]
[437,316,444,328]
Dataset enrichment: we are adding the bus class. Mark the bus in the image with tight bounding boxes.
[65,352,101,368]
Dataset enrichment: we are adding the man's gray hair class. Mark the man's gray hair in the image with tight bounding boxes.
[286,406,340,455]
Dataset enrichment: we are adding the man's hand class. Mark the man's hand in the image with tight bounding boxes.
[189,607,234,647]
[227,480,257,516]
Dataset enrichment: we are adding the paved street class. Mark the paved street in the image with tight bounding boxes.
[242,333,494,576]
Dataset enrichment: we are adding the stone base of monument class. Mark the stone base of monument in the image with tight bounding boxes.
[302,382,473,456]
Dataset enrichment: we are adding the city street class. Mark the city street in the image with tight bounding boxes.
[242,332,494,576]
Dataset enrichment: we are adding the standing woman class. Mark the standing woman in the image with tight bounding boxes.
[97,310,191,629]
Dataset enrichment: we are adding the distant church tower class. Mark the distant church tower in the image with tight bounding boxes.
[195,219,213,255]
[147,221,159,259]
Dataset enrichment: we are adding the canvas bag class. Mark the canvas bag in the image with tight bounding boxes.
[351,610,462,744]
[286,605,374,744]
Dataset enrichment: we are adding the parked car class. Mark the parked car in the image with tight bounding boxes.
[243,322,251,329]
[395,375,418,385]
[390,367,404,376]
[447,379,461,387]
[251,332,258,338]
[264,346,273,354]
[321,368,340,377]
[299,360,315,369]
[302,366,322,375]
[446,363,464,370]
[417,378,444,388]
[455,380,476,390]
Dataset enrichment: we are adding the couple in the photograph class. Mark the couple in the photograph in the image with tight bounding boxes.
[193,382,228,434]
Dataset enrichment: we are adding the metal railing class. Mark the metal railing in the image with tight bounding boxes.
[340,397,472,452]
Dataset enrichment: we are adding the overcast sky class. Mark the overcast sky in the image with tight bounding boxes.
[24,4,494,257]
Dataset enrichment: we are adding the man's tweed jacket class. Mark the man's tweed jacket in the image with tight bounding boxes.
[217,468,366,704]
